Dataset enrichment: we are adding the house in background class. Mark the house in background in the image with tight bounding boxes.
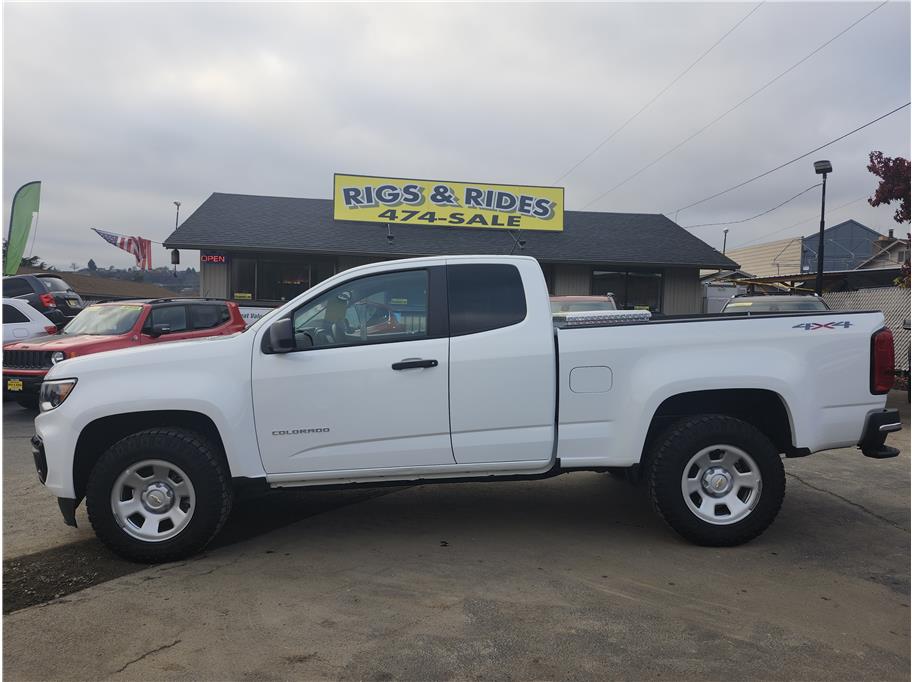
[856,229,910,270]
[710,220,904,284]
[723,237,802,278]
[799,219,887,273]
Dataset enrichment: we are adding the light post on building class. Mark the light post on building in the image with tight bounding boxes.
[813,160,832,295]
[722,228,729,255]
[171,201,182,276]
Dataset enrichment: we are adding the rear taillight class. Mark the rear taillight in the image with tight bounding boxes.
[39,293,56,308]
[44,325,58,335]
[871,327,895,394]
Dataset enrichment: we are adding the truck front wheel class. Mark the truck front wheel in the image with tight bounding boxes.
[648,415,785,546]
[86,428,233,563]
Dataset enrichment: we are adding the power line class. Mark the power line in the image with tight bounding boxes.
[552,2,764,185]
[680,183,821,229]
[582,1,889,209]
[735,195,868,247]
[670,102,909,214]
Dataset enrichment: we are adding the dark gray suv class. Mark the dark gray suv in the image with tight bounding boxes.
[2,274,84,327]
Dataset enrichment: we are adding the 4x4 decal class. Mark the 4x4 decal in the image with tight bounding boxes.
[792,321,853,331]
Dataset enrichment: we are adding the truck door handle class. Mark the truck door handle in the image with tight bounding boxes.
[391,359,438,370]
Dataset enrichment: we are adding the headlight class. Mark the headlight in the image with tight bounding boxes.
[50,351,66,365]
[39,379,77,412]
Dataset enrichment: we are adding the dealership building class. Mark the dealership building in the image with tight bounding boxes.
[163,191,737,314]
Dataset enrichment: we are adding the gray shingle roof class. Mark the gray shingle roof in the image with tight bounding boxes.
[164,193,738,270]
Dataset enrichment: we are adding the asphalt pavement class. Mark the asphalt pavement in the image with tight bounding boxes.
[2,396,909,680]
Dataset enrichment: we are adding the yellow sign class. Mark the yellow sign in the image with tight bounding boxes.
[333,173,564,231]
[7,379,23,392]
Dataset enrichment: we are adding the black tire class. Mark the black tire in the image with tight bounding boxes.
[648,414,785,547]
[15,395,38,410]
[86,428,233,563]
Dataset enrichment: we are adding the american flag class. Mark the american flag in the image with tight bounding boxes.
[92,229,152,270]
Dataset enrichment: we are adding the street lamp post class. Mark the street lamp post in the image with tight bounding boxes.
[813,160,832,295]
[173,201,181,230]
[722,228,729,255]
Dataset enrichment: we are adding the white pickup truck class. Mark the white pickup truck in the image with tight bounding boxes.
[32,256,901,562]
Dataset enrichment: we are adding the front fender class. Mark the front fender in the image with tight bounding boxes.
[35,335,263,498]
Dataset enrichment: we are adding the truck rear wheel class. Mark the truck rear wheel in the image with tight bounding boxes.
[86,428,233,563]
[648,415,785,546]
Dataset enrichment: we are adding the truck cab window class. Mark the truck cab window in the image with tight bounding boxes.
[447,264,526,335]
[292,270,428,349]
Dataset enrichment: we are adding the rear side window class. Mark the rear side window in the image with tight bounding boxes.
[36,276,73,292]
[148,306,188,332]
[447,264,526,336]
[2,278,32,297]
[190,304,230,330]
[3,304,30,323]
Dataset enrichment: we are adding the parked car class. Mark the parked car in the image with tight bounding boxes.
[32,256,899,562]
[4,298,245,409]
[3,297,58,345]
[550,295,618,314]
[2,273,84,327]
[721,294,829,314]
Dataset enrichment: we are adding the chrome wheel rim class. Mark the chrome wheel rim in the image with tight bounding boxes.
[110,459,196,542]
[681,445,762,525]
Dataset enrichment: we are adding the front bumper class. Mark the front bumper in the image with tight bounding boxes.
[32,434,78,526]
[31,435,48,483]
[858,408,902,459]
[3,371,46,396]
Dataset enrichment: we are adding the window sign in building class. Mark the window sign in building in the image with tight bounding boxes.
[333,173,564,232]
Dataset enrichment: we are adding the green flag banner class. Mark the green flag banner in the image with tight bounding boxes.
[4,181,41,276]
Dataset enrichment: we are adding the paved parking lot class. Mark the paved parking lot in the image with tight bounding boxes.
[3,396,909,680]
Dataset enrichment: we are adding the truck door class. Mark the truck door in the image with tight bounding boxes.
[252,266,455,474]
[446,261,556,465]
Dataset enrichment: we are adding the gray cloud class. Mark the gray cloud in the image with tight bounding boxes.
[3,2,909,269]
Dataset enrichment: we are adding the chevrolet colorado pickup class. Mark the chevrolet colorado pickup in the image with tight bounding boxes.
[32,256,901,562]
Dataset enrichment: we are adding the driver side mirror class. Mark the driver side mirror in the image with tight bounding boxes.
[268,318,295,353]
[148,323,171,338]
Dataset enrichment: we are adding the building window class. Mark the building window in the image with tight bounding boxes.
[228,255,336,302]
[539,263,556,294]
[231,257,256,300]
[258,261,311,302]
[591,269,663,311]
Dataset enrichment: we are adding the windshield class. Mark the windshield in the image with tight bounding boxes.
[63,305,144,335]
[551,300,617,314]
[723,299,828,313]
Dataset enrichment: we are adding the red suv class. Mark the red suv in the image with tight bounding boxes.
[3,298,245,408]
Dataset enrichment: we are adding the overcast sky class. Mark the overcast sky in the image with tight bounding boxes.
[3,1,910,270]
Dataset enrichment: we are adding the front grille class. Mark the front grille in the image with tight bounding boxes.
[3,350,52,370]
